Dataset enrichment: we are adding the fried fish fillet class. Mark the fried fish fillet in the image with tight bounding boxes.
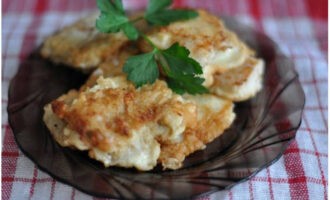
[139,10,255,87]
[43,90,89,150]
[85,55,265,103]
[41,13,129,70]
[210,57,265,102]
[41,9,266,171]
[43,76,235,170]
[81,44,140,90]
[160,94,235,169]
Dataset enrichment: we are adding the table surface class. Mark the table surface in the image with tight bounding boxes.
[2,0,328,199]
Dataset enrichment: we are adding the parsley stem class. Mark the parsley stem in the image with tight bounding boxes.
[140,32,159,50]
[129,16,144,23]
[157,54,171,75]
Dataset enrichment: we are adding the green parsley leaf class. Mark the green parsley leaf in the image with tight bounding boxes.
[123,51,159,87]
[156,43,208,94]
[122,23,139,40]
[146,0,172,15]
[145,0,198,25]
[146,10,198,26]
[112,0,125,14]
[97,0,114,14]
[96,13,128,33]
[167,75,208,95]
[97,0,124,15]
[96,0,207,95]
[96,0,139,40]
[161,43,203,75]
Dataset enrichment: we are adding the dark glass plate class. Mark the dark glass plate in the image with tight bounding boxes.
[8,17,305,199]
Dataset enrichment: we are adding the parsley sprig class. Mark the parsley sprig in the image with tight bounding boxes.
[96,0,208,94]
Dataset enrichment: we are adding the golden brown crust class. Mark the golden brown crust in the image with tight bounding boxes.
[140,10,255,86]
[50,77,197,153]
[213,57,257,86]
[45,76,235,170]
[41,13,129,70]
[41,9,267,171]
[210,57,265,102]
[159,98,235,169]
[139,10,229,51]
[80,43,140,90]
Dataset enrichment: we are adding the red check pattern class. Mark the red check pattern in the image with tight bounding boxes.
[2,0,328,199]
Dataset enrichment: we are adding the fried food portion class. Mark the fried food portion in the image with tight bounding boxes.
[43,76,235,170]
[41,9,267,171]
[81,44,139,90]
[47,10,264,103]
[43,90,89,150]
[41,13,129,71]
[44,76,197,170]
[160,94,235,169]
[210,57,265,102]
[139,10,255,86]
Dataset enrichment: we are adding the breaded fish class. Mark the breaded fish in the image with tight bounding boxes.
[43,90,89,150]
[42,9,265,171]
[139,10,255,86]
[210,57,265,102]
[160,94,235,169]
[43,76,235,170]
[81,44,139,90]
[41,13,129,70]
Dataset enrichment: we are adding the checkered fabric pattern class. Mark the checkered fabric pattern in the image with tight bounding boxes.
[2,0,328,199]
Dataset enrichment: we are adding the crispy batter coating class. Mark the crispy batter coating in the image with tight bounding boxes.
[210,57,265,102]
[45,76,199,170]
[71,10,264,103]
[139,10,255,86]
[44,76,235,170]
[81,44,139,90]
[41,13,129,70]
[43,90,89,150]
[41,9,266,171]
[160,94,235,169]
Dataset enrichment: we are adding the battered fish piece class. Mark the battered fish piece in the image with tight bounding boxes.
[43,76,235,170]
[41,13,129,70]
[139,10,255,86]
[44,76,197,170]
[43,90,89,150]
[210,57,265,102]
[81,44,140,90]
[160,94,235,169]
[41,9,267,171]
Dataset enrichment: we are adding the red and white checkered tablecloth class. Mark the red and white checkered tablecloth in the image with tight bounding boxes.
[2,0,328,199]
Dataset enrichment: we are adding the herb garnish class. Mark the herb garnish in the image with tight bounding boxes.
[96,0,208,94]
